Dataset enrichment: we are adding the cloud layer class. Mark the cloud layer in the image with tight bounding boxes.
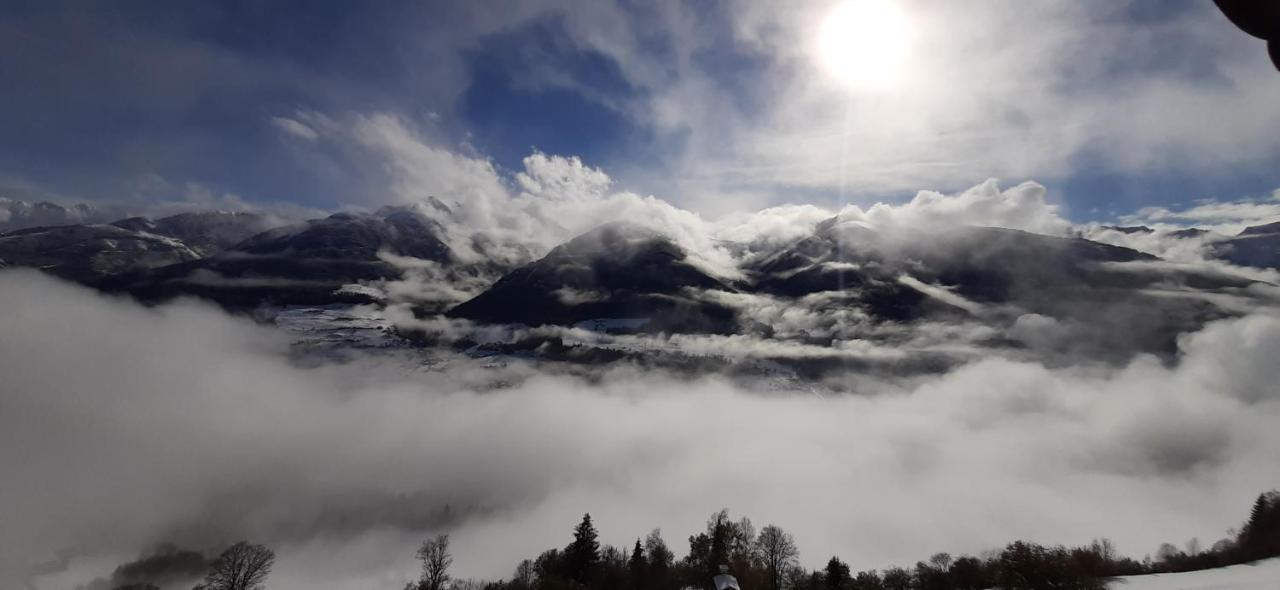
[5,270,1280,589]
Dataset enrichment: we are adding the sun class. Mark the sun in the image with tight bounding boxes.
[817,0,913,89]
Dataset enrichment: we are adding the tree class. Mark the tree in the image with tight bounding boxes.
[1185,537,1201,557]
[414,534,453,590]
[915,559,950,590]
[644,529,674,590]
[628,539,648,590]
[946,557,987,590]
[756,525,799,590]
[687,509,756,579]
[512,559,535,589]
[1237,491,1280,560]
[851,570,884,590]
[566,513,601,584]
[1155,542,1182,565]
[997,541,1103,590]
[880,567,912,590]
[534,548,566,581]
[200,542,274,590]
[824,557,851,590]
[644,529,673,570]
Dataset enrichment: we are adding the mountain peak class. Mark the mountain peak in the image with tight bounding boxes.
[1238,221,1280,236]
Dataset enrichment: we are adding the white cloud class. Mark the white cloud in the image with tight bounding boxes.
[840,179,1072,235]
[516,152,613,204]
[338,117,746,279]
[1122,190,1280,233]
[334,112,1089,281]
[271,116,320,141]
[7,271,1280,590]
[483,0,1280,210]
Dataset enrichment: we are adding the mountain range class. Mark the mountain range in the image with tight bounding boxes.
[3,197,1279,366]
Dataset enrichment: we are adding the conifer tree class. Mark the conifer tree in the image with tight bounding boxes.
[565,513,601,584]
[628,539,647,590]
[1239,493,1270,559]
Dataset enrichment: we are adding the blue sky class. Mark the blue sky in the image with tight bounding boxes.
[1,0,1278,222]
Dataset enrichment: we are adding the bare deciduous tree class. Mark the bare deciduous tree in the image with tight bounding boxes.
[199,542,274,590]
[755,524,799,590]
[513,558,535,588]
[413,534,453,590]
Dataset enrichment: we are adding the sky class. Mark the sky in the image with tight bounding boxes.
[6,3,1280,588]
[1,0,1279,221]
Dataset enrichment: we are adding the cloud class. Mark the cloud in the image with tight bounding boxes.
[838,179,1071,235]
[655,0,1280,202]
[335,116,746,279]
[272,117,321,141]
[516,152,614,204]
[5,1,1277,217]
[1119,189,1280,234]
[329,110,1097,286]
[5,270,1280,590]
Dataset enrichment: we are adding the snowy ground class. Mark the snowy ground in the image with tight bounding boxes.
[1110,559,1280,590]
[273,304,404,352]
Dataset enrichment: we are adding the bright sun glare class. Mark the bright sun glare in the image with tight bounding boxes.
[817,0,912,89]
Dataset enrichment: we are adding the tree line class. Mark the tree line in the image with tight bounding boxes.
[95,489,1280,589]
[406,490,1280,590]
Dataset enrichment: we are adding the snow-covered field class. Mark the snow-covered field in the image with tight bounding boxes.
[1111,559,1280,590]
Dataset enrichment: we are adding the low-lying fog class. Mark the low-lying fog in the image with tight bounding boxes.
[5,269,1280,589]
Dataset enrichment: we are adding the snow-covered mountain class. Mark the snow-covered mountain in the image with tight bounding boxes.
[0,197,115,231]
[101,208,456,308]
[111,211,281,256]
[0,224,201,283]
[448,222,738,333]
[1,204,1276,366]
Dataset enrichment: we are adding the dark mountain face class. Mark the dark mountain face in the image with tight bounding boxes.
[1169,228,1210,239]
[1238,221,1280,236]
[448,222,738,333]
[111,211,282,256]
[1,200,1268,362]
[1101,225,1154,234]
[237,210,450,261]
[1212,222,1280,270]
[0,224,201,283]
[100,209,455,308]
[753,222,1159,312]
[747,220,1249,357]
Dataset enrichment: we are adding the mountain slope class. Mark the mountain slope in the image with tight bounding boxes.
[1211,222,1280,270]
[751,220,1164,317]
[448,222,738,333]
[0,197,113,231]
[102,209,454,308]
[1109,558,1280,590]
[111,211,281,256]
[747,219,1252,357]
[0,224,201,283]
